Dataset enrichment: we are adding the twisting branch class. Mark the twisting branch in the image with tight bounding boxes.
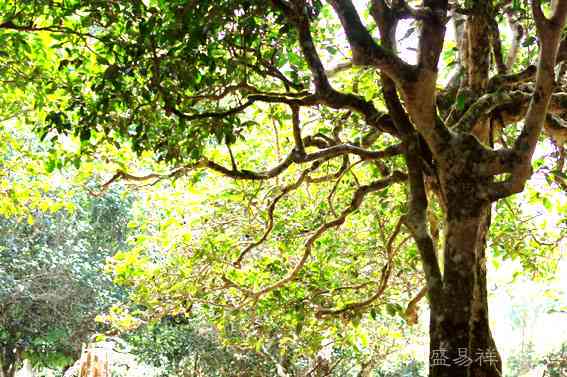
[204,150,299,180]
[232,170,309,268]
[371,0,441,305]
[486,65,537,92]
[203,141,399,182]
[95,139,403,195]
[327,158,364,217]
[326,0,417,84]
[302,143,402,162]
[92,166,195,196]
[248,171,407,301]
[403,153,442,302]
[486,0,567,200]
[315,216,406,316]
[272,0,400,136]
[306,155,349,184]
[167,100,256,122]
[452,90,527,133]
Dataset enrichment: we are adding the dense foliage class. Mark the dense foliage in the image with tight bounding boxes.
[0,138,133,376]
[125,316,278,377]
[2,1,567,377]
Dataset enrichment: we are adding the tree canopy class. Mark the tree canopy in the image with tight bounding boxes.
[1,0,567,376]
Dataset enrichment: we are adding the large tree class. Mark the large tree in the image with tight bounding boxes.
[2,0,567,376]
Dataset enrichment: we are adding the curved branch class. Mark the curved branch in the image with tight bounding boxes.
[304,143,403,162]
[273,0,400,136]
[404,286,428,325]
[505,4,525,69]
[96,140,404,197]
[327,0,417,84]
[452,90,527,133]
[204,150,299,180]
[403,146,442,301]
[249,172,407,301]
[486,65,537,92]
[327,158,364,217]
[489,15,507,75]
[316,216,406,316]
[489,0,567,199]
[233,170,309,268]
[306,155,349,184]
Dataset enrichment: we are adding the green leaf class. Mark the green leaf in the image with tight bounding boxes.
[456,93,466,111]
[542,196,552,211]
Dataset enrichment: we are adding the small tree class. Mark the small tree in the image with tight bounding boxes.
[0,190,132,376]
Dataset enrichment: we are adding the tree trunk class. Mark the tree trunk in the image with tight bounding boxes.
[1,364,16,377]
[429,199,502,377]
[1,345,19,377]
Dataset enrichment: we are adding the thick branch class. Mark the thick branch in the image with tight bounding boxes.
[486,65,537,92]
[452,90,527,133]
[327,0,417,84]
[270,2,401,136]
[403,143,443,302]
[371,2,442,303]
[417,0,449,71]
[488,0,567,200]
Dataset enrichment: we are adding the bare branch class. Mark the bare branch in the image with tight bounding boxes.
[490,16,508,75]
[306,155,349,184]
[204,150,299,180]
[303,143,403,162]
[505,5,525,69]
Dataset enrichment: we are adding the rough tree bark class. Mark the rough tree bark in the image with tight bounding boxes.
[361,1,567,377]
